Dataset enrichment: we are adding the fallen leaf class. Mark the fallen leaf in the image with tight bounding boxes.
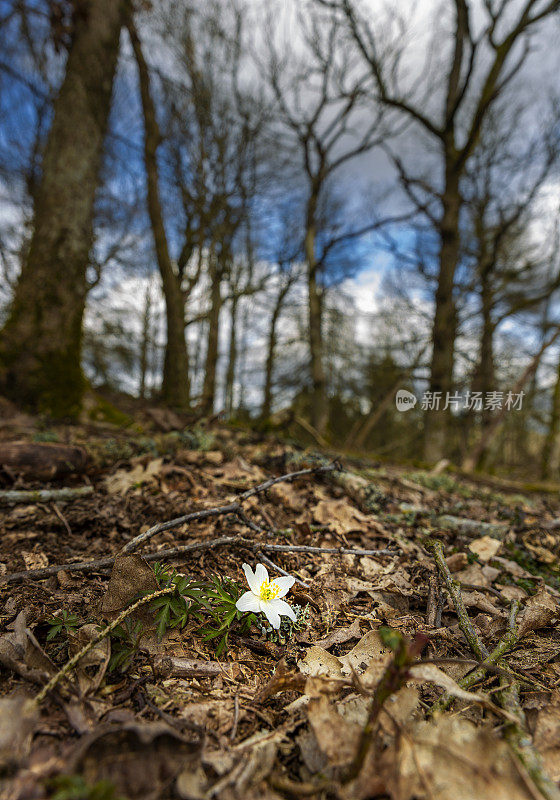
[312,498,372,535]
[0,696,39,769]
[21,550,48,570]
[468,535,501,562]
[340,630,392,679]
[104,458,163,494]
[316,619,361,649]
[375,716,538,800]
[408,663,486,703]
[517,589,558,639]
[298,646,343,678]
[307,694,361,767]
[100,555,159,632]
[534,692,560,781]
[68,718,203,800]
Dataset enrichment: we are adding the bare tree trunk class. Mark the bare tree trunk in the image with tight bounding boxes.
[224,295,238,417]
[201,256,223,414]
[541,352,560,480]
[463,324,560,472]
[0,0,128,416]
[128,20,190,410]
[424,165,460,462]
[471,265,496,433]
[305,210,328,436]
[138,279,153,399]
[261,283,290,421]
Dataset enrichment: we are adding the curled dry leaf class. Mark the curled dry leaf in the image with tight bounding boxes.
[307,694,362,767]
[298,631,393,687]
[0,609,56,686]
[312,498,372,536]
[100,554,159,627]
[533,692,560,782]
[67,623,110,695]
[316,619,362,650]
[408,663,486,703]
[517,589,558,639]
[0,696,39,769]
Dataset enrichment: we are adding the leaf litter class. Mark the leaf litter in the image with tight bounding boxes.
[1,411,560,798]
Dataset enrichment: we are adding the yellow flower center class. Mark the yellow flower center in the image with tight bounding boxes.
[259,580,280,601]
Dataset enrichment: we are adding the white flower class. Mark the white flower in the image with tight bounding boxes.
[236,563,296,630]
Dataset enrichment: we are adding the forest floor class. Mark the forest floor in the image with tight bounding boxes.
[1,393,560,800]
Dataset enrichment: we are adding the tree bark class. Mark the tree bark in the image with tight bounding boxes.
[305,204,328,436]
[424,163,460,462]
[224,294,238,417]
[0,0,128,416]
[138,279,152,399]
[261,282,290,421]
[474,264,496,427]
[201,253,223,414]
[128,20,190,410]
[541,352,560,480]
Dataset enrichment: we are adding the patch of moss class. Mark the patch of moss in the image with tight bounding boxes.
[87,395,135,428]
[503,542,560,591]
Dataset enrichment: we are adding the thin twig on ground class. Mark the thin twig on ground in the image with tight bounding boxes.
[1,535,396,585]
[33,586,175,706]
[0,486,93,505]
[428,540,489,660]
[121,463,339,554]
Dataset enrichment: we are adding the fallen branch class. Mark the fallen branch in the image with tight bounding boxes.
[429,550,559,798]
[433,600,521,713]
[121,463,338,554]
[499,681,560,800]
[428,540,489,660]
[0,535,396,586]
[0,486,93,505]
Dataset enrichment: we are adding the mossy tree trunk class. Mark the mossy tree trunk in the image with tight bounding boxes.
[0,0,129,417]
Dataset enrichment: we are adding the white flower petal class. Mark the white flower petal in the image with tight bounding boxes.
[254,563,269,586]
[236,590,260,613]
[270,576,295,598]
[242,563,259,593]
[260,600,281,629]
[270,598,297,622]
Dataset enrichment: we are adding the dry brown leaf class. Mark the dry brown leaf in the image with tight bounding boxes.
[316,619,362,649]
[468,535,501,562]
[517,589,558,639]
[104,458,163,494]
[21,550,48,570]
[307,694,362,767]
[375,716,538,800]
[298,645,343,678]
[68,718,203,800]
[0,696,39,769]
[312,498,371,535]
[534,692,560,781]
[100,554,159,632]
[339,630,392,679]
[408,663,486,703]
[68,623,110,695]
